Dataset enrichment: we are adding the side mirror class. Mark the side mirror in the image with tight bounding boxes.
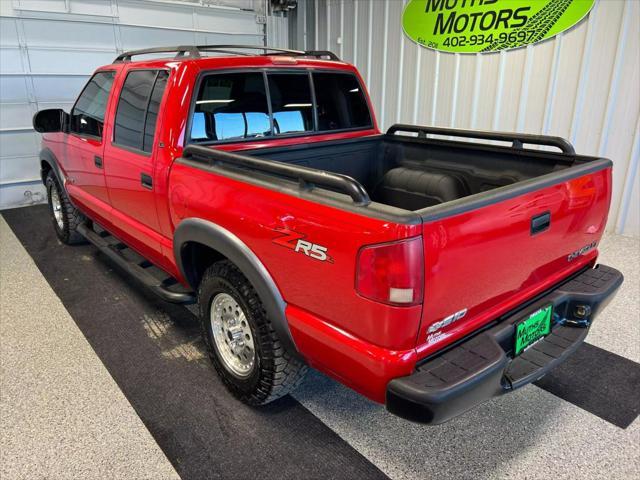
[33,109,68,133]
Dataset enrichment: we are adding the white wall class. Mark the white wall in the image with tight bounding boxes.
[305,0,640,237]
[0,0,269,209]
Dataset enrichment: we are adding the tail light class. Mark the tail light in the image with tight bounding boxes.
[356,237,424,306]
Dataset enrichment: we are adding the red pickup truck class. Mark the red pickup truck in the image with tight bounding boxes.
[33,45,623,424]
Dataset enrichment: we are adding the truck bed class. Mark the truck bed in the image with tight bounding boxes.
[191,125,608,219]
[179,124,612,365]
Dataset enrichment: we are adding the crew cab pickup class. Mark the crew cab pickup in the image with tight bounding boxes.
[33,45,623,424]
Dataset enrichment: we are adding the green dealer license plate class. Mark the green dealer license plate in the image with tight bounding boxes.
[514,304,552,356]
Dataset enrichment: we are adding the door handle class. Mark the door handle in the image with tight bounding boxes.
[141,173,153,190]
[94,155,103,168]
[531,211,551,235]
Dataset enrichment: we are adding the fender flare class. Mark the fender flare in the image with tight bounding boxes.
[174,218,300,357]
[39,147,65,187]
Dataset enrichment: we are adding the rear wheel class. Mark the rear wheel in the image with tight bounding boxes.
[198,260,307,404]
[45,170,85,244]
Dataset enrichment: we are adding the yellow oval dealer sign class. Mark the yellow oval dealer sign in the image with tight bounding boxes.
[402,0,596,53]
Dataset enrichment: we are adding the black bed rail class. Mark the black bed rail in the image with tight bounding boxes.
[387,124,576,155]
[114,45,340,63]
[182,144,370,206]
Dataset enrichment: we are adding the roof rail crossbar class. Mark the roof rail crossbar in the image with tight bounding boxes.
[113,45,340,63]
[114,45,201,63]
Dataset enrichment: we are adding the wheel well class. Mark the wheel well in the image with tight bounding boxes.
[181,241,226,289]
[40,160,52,183]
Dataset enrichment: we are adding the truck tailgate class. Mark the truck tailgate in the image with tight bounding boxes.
[416,165,612,358]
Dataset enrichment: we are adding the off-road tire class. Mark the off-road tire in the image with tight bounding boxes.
[198,260,307,404]
[45,170,86,244]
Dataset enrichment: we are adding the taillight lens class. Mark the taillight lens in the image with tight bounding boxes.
[356,237,424,306]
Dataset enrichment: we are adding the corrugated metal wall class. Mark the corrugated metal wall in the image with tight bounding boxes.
[303,0,640,237]
[0,0,268,209]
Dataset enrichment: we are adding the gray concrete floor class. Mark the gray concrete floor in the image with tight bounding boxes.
[0,210,638,479]
[0,217,179,480]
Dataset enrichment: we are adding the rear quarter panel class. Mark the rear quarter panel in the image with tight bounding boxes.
[169,163,422,352]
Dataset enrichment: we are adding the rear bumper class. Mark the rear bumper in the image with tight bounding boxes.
[386,264,623,424]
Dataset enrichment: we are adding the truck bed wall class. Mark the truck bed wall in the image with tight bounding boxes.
[247,136,584,211]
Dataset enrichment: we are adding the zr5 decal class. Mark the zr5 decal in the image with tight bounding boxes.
[272,228,333,263]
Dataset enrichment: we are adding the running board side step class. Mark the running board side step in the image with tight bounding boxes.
[77,224,196,304]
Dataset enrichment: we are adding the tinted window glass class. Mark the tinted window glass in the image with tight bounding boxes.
[313,73,371,131]
[267,74,313,135]
[114,70,156,150]
[69,71,115,138]
[142,70,168,152]
[190,73,271,142]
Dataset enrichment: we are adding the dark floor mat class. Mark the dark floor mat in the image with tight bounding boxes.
[534,342,640,429]
[3,205,388,480]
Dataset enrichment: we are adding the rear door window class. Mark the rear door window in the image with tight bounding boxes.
[267,73,314,135]
[190,73,271,142]
[313,73,372,131]
[114,69,169,152]
[69,71,115,139]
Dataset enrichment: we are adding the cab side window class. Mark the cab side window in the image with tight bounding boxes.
[69,71,115,139]
[114,69,169,153]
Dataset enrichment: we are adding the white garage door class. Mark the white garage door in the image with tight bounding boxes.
[0,0,268,208]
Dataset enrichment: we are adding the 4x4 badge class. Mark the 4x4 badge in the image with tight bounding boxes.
[271,228,333,263]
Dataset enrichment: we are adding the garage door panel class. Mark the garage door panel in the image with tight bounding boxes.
[28,49,115,74]
[22,19,116,49]
[194,32,264,47]
[117,1,195,30]
[0,48,24,73]
[37,101,75,112]
[0,78,30,103]
[0,17,19,46]
[0,182,45,207]
[0,131,40,158]
[13,0,67,14]
[68,0,113,17]
[118,26,196,50]
[0,155,41,183]
[31,76,88,102]
[194,9,262,35]
[0,103,33,131]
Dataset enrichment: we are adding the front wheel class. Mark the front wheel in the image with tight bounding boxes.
[198,260,307,405]
[45,170,85,244]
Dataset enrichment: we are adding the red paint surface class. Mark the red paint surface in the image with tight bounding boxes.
[41,54,613,404]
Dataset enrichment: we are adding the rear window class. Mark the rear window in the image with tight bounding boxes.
[189,70,372,144]
[313,73,371,131]
[267,73,313,135]
[191,73,271,142]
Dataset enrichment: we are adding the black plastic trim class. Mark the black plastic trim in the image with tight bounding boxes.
[386,264,623,424]
[173,218,300,358]
[77,223,195,304]
[39,147,64,185]
[388,124,576,154]
[531,211,551,235]
[183,144,371,206]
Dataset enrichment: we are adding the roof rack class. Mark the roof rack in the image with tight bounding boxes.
[113,45,340,63]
